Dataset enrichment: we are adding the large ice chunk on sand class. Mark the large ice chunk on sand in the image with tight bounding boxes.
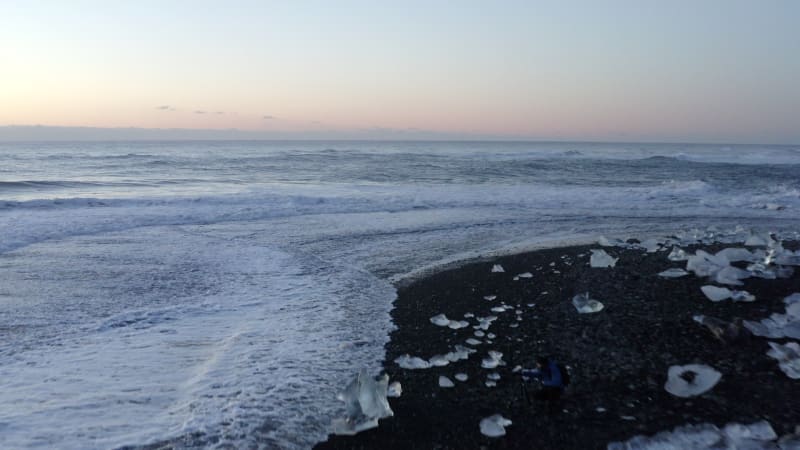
[394,354,431,369]
[607,420,778,450]
[590,249,618,268]
[744,302,800,339]
[766,341,800,379]
[479,414,512,437]
[572,292,604,313]
[332,369,394,435]
[664,364,721,397]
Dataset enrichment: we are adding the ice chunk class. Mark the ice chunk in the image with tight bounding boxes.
[572,292,604,314]
[387,381,402,398]
[447,320,469,329]
[487,333,496,339]
[428,355,450,367]
[455,373,468,382]
[438,376,455,388]
[463,312,474,318]
[491,264,505,273]
[590,249,618,268]
[332,369,394,436]
[692,315,750,344]
[430,313,450,326]
[608,421,779,450]
[481,350,504,369]
[474,330,485,337]
[444,345,476,362]
[785,293,800,304]
[668,247,688,261]
[658,268,689,278]
[745,232,770,246]
[712,265,750,286]
[766,341,800,379]
[686,250,729,277]
[700,285,754,302]
[664,364,721,397]
[485,381,497,387]
[465,338,482,346]
[639,238,662,253]
[715,247,755,262]
[700,285,731,302]
[484,295,497,301]
[491,306,507,313]
[487,372,501,381]
[394,354,431,369]
[480,414,512,438]
[516,272,533,278]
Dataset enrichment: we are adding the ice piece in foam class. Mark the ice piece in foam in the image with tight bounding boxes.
[394,354,431,369]
[658,268,689,278]
[387,381,402,398]
[572,292,604,313]
[589,249,618,268]
[664,364,721,397]
[479,414,512,437]
[438,376,455,388]
[332,369,394,435]
[491,264,505,273]
[766,341,800,379]
[430,313,450,326]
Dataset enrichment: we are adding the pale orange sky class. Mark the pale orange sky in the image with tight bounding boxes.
[1,1,799,143]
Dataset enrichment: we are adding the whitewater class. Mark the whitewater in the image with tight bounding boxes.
[1,140,799,449]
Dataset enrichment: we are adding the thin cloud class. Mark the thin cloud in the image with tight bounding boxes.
[215,111,225,115]
[155,105,176,111]
[194,110,206,114]
[262,115,275,120]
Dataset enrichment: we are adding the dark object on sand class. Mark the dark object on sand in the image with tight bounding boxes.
[522,357,567,412]
[693,315,751,344]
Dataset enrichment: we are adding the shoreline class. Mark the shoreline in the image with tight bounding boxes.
[316,240,800,449]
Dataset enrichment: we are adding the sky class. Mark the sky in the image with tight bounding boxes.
[1,0,799,143]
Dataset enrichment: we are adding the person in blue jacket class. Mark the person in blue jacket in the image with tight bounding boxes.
[522,356,566,410]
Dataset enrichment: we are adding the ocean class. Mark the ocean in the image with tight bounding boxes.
[1,140,799,449]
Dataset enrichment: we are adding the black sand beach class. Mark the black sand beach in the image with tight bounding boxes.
[316,242,800,449]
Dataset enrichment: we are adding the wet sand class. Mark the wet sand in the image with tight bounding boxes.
[315,242,800,449]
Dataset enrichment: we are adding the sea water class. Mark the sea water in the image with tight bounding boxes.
[1,140,799,448]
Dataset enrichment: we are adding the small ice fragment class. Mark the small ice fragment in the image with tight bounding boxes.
[481,350,504,369]
[430,313,450,326]
[488,350,502,360]
[572,292,604,313]
[491,264,505,273]
[474,330,485,337]
[387,381,402,398]
[491,306,507,313]
[590,249,618,268]
[527,303,535,307]
[438,376,455,388]
[730,290,755,302]
[487,372,501,381]
[664,364,721,397]
[455,373,468,382]
[480,414,512,437]
[509,323,518,328]
[447,320,469,329]
[487,333,496,339]
[620,415,636,421]
[512,365,522,373]
[712,266,750,286]
[466,338,482,346]
[766,341,800,379]
[516,272,533,278]
[512,276,519,281]
[484,295,497,301]
[596,407,607,413]
[332,369,394,435]
[485,381,497,387]
[667,247,688,261]
[700,285,732,302]
[394,354,431,369]
[464,312,474,318]
[658,268,689,278]
[429,355,450,366]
